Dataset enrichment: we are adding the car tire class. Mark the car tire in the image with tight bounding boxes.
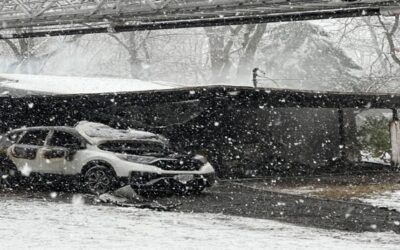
[84,165,116,194]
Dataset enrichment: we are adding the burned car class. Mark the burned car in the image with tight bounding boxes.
[0,121,215,194]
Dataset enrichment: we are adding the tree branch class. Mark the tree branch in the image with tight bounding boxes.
[2,39,21,59]
[378,15,400,66]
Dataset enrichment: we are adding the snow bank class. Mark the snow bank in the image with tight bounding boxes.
[361,190,400,212]
[0,73,182,94]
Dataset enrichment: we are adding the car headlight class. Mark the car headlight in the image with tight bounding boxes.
[116,154,141,162]
[116,153,128,161]
[193,154,208,164]
[116,154,156,164]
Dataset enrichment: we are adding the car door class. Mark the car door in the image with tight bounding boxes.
[8,129,50,175]
[44,130,86,175]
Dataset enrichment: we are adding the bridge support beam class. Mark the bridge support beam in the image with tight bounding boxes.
[0,0,398,39]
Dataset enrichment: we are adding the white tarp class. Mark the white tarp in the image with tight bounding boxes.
[390,121,400,164]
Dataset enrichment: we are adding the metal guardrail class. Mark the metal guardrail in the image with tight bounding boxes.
[0,0,399,39]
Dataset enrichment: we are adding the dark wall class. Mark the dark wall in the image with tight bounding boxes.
[0,87,360,178]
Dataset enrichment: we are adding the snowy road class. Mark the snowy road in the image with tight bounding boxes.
[0,196,399,250]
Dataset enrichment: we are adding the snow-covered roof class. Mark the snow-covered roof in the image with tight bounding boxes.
[0,73,181,95]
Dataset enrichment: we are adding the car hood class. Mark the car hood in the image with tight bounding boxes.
[75,121,168,145]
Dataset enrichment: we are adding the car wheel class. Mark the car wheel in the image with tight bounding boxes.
[0,157,19,188]
[84,165,116,194]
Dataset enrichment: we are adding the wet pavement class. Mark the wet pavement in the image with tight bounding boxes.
[165,181,400,233]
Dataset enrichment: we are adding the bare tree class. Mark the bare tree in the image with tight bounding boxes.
[326,17,400,93]
[205,24,267,83]
[2,32,81,74]
[363,17,390,74]
[107,31,152,79]
[236,24,267,82]
[204,26,242,82]
[378,15,400,67]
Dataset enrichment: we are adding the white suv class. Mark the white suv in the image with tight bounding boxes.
[0,121,215,194]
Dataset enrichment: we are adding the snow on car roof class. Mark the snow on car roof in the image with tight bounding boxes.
[75,121,161,143]
[0,73,182,95]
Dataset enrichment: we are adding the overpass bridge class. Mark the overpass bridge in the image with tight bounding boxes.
[1,0,400,39]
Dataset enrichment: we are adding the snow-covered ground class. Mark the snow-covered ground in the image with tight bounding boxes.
[360,151,391,165]
[0,73,183,94]
[361,190,400,212]
[0,196,398,250]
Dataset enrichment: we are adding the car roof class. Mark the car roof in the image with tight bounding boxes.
[6,122,168,146]
[6,126,91,144]
[9,126,77,134]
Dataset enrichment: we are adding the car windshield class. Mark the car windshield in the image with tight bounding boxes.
[98,140,171,157]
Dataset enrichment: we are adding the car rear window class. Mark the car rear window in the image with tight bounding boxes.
[18,130,49,146]
[6,131,23,144]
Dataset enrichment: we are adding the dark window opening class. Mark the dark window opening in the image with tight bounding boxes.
[48,131,83,148]
[12,146,38,160]
[18,130,49,146]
